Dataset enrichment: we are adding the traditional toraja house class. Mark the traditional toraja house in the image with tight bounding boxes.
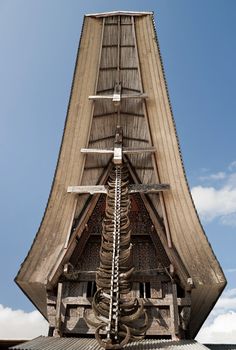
[15,11,226,350]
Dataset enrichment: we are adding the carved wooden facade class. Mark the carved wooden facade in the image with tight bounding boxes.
[16,11,226,349]
[46,192,191,340]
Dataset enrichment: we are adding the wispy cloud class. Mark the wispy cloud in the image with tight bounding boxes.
[199,171,226,181]
[0,305,48,339]
[228,161,236,171]
[225,268,236,273]
[191,161,236,225]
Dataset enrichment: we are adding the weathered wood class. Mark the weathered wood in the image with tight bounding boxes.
[129,183,170,193]
[67,183,170,195]
[67,185,107,195]
[113,126,123,164]
[47,162,114,287]
[112,82,121,104]
[125,157,191,289]
[81,148,114,154]
[123,146,156,154]
[16,12,226,341]
[54,282,63,337]
[86,11,153,17]
[81,147,155,155]
[169,283,179,337]
[151,280,163,299]
[60,296,189,307]
[88,93,147,100]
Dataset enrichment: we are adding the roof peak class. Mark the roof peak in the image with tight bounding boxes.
[85,11,153,17]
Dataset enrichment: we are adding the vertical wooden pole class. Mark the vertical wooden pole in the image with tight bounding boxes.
[54,282,63,337]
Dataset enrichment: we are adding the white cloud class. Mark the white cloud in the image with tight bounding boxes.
[196,311,236,343]
[0,305,48,339]
[196,288,236,343]
[191,185,236,222]
[214,289,236,310]
[191,161,236,224]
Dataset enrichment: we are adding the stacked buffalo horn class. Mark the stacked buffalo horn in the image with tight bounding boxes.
[85,165,148,349]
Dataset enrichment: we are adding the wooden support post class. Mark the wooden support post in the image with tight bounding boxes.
[112,82,121,105]
[169,282,179,339]
[53,282,63,337]
[113,126,123,164]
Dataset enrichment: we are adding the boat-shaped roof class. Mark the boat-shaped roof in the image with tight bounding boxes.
[16,12,226,338]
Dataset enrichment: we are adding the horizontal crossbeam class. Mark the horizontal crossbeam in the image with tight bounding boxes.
[88,93,147,100]
[67,183,170,195]
[81,146,156,154]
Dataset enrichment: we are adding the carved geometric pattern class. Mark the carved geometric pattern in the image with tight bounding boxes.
[71,193,170,271]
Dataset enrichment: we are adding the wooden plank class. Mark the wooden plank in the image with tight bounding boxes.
[81,148,114,154]
[81,146,155,155]
[88,93,147,100]
[123,146,156,154]
[129,183,170,193]
[151,280,162,299]
[67,185,107,195]
[67,183,170,195]
[54,282,63,336]
[171,283,180,337]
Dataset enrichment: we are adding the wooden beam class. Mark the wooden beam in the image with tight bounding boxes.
[123,146,156,154]
[88,93,147,100]
[81,146,156,155]
[81,148,114,154]
[67,185,107,195]
[129,183,170,193]
[67,183,170,195]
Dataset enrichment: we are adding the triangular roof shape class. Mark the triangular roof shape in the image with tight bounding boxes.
[16,12,226,338]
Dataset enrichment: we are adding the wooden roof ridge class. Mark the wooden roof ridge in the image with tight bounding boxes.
[86,11,153,17]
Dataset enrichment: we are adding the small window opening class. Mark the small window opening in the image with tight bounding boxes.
[139,282,151,298]
[87,281,97,297]
[176,283,185,298]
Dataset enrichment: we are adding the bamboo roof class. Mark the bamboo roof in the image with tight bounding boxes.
[15,12,226,338]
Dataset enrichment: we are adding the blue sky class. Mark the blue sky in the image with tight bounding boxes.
[0,0,236,342]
